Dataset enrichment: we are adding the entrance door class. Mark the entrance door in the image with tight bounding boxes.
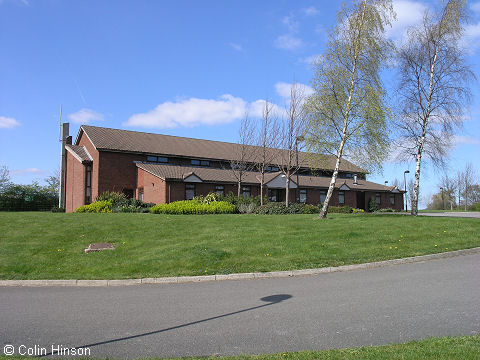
[356,191,365,210]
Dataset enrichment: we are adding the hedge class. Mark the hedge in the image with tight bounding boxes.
[150,200,235,215]
[75,200,113,213]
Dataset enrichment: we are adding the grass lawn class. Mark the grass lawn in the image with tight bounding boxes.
[0,212,478,280]
[0,335,478,359]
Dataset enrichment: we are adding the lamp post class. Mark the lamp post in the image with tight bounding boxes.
[295,136,304,203]
[404,170,410,212]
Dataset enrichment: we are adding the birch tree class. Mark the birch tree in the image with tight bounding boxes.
[394,0,473,215]
[255,100,278,206]
[304,0,394,218]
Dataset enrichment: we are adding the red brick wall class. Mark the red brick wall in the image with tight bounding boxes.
[364,191,404,211]
[97,151,140,196]
[65,151,85,213]
[77,131,99,200]
[140,169,166,204]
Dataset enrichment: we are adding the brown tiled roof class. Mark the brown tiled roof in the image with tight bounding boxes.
[136,163,398,192]
[65,145,92,163]
[80,125,366,174]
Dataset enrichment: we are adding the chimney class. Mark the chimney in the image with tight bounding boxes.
[59,122,69,209]
[353,174,358,185]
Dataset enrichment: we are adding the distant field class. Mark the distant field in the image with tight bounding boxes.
[0,212,478,280]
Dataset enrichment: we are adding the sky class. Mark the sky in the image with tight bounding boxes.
[0,0,479,209]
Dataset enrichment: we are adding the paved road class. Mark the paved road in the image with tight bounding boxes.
[1,254,479,359]
[419,211,480,218]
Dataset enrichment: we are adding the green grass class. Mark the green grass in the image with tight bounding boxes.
[0,212,478,280]
[0,335,478,359]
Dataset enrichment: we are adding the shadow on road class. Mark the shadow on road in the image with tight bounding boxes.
[39,293,293,356]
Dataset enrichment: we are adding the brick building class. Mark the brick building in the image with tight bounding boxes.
[62,125,404,212]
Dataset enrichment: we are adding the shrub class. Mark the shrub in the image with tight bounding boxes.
[377,208,395,212]
[220,192,262,207]
[303,204,319,214]
[477,202,480,211]
[76,200,113,213]
[254,202,306,215]
[329,205,353,213]
[0,183,58,211]
[368,198,378,212]
[238,203,257,214]
[96,191,127,206]
[150,200,235,215]
[51,206,65,213]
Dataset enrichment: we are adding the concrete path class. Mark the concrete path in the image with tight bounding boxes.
[419,211,480,218]
[1,253,479,359]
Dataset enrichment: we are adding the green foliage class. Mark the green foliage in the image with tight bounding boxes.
[254,202,307,215]
[352,208,365,213]
[237,203,257,214]
[0,183,58,211]
[220,192,262,206]
[329,205,353,213]
[150,200,235,215]
[303,204,318,214]
[75,200,113,213]
[368,198,379,212]
[477,202,480,211]
[96,191,127,205]
[50,206,65,213]
[377,207,395,212]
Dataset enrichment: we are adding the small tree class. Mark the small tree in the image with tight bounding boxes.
[229,113,256,197]
[275,82,305,207]
[394,0,474,215]
[0,165,10,193]
[255,99,278,206]
[44,169,60,197]
[304,0,394,218]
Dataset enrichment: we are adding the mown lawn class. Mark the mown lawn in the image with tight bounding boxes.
[0,336,478,360]
[0,212,478,279]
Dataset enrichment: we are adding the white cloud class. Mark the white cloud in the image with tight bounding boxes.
[282,15,299,33]
[387,0,428,43]
[274,34,304,51]
[228,42,243,52]
[303,6,319,16]
[452,135,480,145]
[275,82,314,101]
[10,168,42,175]
[0,116,20,129]
[463,22,480,52]
[68,108,104,124]
[125,95,248,129]
[249,100,283,118]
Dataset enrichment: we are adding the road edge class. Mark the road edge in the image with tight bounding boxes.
[2,247,479,287]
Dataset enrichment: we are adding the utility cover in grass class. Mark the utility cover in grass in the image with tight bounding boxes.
[85,243,115,254]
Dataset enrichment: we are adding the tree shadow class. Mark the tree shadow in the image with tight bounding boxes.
[40,294,292,356]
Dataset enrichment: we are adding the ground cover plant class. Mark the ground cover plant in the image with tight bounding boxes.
[0,212,478,280]
[0,335,478,360]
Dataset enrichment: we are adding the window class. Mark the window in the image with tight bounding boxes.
[138,188,144,202]
[147,156,168,163]
[320,190,327,204]
[376,193,381,204]
[339,191,345,204]
[200,160,210,166]
[345,173,353,178]
[185,184,195,200]
[85,165,92,204]
[268,189,277,202]
[266,165,279,172]
[191,159,201,166]
[299,189,307,203]
[215,185,224,196]
[242,186,251,198]
[390,194,395,205]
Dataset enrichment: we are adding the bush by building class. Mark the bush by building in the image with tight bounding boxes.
[0,183,58,211]
[150,200,235,215]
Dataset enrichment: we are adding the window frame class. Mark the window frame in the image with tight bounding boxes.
[215,185,225,196]
[242,185,251,198]
[299,189,307,203]
[85,165,92,204]
[338,191,345,204]
[376,193,381,205]
[320,190,327,204]
[390,194,395,205]
[185,183,196,200]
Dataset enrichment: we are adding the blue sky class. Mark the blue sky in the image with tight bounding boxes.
[1,0,479,208]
